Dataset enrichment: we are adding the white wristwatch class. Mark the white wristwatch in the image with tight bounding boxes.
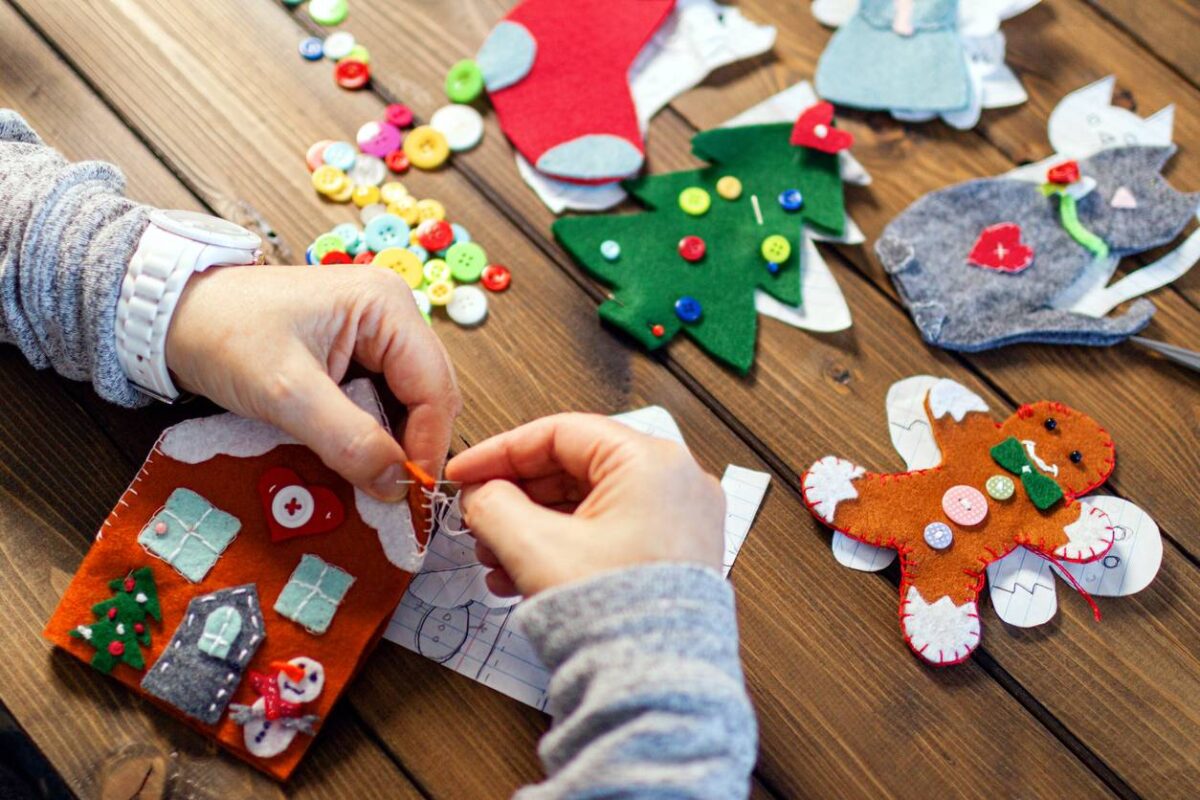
[116,209,262,403]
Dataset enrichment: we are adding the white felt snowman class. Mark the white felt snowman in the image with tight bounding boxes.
[230,656,325,758]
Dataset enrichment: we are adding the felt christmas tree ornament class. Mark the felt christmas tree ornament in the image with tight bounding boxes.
[476,0,676,183]
[45,380,430,780]
[552,112,847,372]
[802,377,1128,666]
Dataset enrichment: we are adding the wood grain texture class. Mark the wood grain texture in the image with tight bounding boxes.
[1084,0,1200,88]
[0,0,1194,797]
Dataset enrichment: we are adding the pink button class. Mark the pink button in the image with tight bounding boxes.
[357,121,403,158]
[942,485,988,526]
[154,521,168,535]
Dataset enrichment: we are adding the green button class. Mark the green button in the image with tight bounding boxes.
[678,187,711,216]
[307,0,349,26]
[760,234,791,263]
[986,475,1015,501]
[312,233,346,260]
[423,258,452,284]
[446,241,488,283]
[445,59,484,104]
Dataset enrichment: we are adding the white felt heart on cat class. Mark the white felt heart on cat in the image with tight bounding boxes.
[1111,186,1138,209]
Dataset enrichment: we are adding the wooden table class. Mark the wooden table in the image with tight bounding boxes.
[0,1,1196,797]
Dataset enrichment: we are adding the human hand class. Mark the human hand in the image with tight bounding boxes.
[445,413,725,597]
[166,265,460,500]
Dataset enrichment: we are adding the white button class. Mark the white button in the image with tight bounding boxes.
[412,288,432,316]
[322,31,356,61]
[446,285,488,326]
[347,154,386,187]
[272,485,315,529]
[360,203,388,224]
[429,104,485,152]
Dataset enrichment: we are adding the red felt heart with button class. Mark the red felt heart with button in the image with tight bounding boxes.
[789,101,855,155]
[1047,160,1080,185]
[258,467,345,543]
[967,223,1035,273]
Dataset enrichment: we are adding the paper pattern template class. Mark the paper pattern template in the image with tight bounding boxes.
[385,406,771,709]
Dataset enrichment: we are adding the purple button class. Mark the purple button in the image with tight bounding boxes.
[357,121,402,157]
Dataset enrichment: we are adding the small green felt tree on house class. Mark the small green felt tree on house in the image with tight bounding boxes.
[70,566,162,673]
[552,103,852,373]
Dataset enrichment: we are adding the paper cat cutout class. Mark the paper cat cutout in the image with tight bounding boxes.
[878,146,1199,350]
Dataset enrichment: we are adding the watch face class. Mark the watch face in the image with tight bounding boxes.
[151,209,262,249]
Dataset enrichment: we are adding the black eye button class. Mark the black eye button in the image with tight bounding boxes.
[1044,418,1057,431]
[1069,450,1083,464]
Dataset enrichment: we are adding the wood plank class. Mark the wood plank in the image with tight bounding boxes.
[266,0,1200,796]
[6,0,1115,796]
[0,6,422,796]
[1083,0,1200,89]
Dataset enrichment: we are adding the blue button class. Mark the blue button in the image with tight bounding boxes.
[331,223,361,250]
[363,212,410,251]
[451,223,471,245]
[766,261,780,275]
[322,141,357,171]
[674,296,703,323]
[778,189,804,212]
[924,522,953,550]
[299,37,324,60]
[305,245,316,265]
[408,244,430,264]
[600,240,621,261]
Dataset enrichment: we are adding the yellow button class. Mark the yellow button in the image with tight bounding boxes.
[679,187,711,216]
[416,198,447,222]
[352,184,381,207]
[716,176,742,200]
[372,247,424,288]
[388,195,419,226]
[409,228,423,247]
[326,181,354,203]
[403,126,451,170]
[312,165,347,196]
[426,279,455,306]
[340,44,370,64]
[761,234,792,263]
[423,258,452,283]
[380,181,409,205]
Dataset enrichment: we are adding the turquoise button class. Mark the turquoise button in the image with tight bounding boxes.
[363,212,410,251]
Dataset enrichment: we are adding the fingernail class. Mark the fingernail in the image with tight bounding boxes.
[369,463,407,502]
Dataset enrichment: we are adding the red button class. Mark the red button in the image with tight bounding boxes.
[353,251,376,264]
[385,149,410,173]
[650,324,665,337]
[481,264,511,292]
[678,235,706,262]
[385,104,414,128]
[418,219,454,251]
[1048,160,1080,185]
[334,59,371,90]
[320,250,352,265]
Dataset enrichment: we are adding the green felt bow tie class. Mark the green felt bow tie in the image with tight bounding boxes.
[990,436,1065,510]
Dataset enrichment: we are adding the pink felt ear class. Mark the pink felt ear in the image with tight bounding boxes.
[1111,186,1138,209]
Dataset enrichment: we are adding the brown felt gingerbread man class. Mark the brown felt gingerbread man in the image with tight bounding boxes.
[802,379,1118,666]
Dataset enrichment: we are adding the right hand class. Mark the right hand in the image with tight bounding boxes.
[445,413,726,597]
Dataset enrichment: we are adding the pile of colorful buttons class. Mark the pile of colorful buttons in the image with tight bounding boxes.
[297,28,371,90]
[303,180,510,328]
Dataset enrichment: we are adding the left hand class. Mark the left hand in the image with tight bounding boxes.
[165,264,461,501]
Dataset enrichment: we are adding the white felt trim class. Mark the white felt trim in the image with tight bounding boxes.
[158,378,424,572]
[928,379,989,422]
[901,586,981,665]
[803,456,864,524]
[1055,502,1116,562]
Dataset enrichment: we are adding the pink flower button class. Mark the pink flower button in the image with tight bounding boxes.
[356,121,403,158]
[942,485,988,527]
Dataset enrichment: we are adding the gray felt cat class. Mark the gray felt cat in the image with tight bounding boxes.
[877,146,1199,350]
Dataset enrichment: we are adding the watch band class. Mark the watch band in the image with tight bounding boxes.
[116,211,261,403]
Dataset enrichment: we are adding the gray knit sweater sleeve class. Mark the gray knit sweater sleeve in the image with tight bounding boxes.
[0,110,149,406]
[513,564,757,799]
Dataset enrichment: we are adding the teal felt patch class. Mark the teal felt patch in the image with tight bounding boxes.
[552,123,846,372]
[274,554,355,635]
[477,20,537,92]
[536,134,644,182]
[139,488,240,583]
[197,605,242,659]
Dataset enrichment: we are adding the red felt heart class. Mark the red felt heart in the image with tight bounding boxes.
[789,101,854,154]
[967,223,1035,273]
[258,467,345,543]
[1047,160,1080,185]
